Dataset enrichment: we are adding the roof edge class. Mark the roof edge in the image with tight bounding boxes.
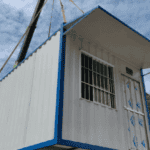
[97,5,150,43]
[0,27,61,82]
[63,5,99,29]
[64,4,150,43]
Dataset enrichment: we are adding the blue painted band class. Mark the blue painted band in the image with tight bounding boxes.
[141,69,150,131]
[55,22,66,142]
[58,139,117,150]
[18,139,57,150]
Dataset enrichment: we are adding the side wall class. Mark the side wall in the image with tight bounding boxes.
[62,33,146,150]
[0,31,60,150]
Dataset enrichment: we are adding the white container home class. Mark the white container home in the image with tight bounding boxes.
[0,5,150,150]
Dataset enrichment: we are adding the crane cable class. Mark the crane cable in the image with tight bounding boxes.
[59,0,67,23]
[48,0,55,38]
[0,0,48,73]
[143,72,150,76]
[69,0,84,14]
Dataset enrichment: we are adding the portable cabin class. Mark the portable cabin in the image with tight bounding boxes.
[0,5,150,150]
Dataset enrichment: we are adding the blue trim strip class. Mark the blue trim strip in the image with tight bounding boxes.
[63,6,99,35]
[55,22,66,143]
[58,139,117,150]
[18,139,56,150]
[0,27,60,82]
[141,69,150,131]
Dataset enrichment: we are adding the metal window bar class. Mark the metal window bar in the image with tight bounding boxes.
[81,52,115,107]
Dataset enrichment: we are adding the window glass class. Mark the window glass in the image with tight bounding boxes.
[81,67,84,82]
[85,68,88,83]
[100,63,103,75]
[89,70,92,84]
[86,84,89,100]
[81,53,85,67]
[105,92,108,105]
[89,57,92,70]
[97,74,100,87]
[112,80,115,93]
[108,67,113,79]
[85,55,88,68]
[94,88,97,102]
[93,60,97,72]
[98,89,101,103]
[90,86,93,101]
[93,73,96,86]
[104,77,107,90]
[104,65,107,76]
[97,62,100,73]
[101,91,104,104]
[81,83,84,98]
[110,94,115,108]
[101,76,104,88]
[109,79,112,93]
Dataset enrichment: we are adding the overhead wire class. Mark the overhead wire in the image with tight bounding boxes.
[143,72,150,76]
[69,0,84,14]
[48,0,55,37]
[0,0,48,73]
[0,0,84,74]
[59,0,67,23]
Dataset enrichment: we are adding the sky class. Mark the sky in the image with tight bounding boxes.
[0,0,150,94]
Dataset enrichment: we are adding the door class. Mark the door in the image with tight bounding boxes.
[121,74,149,150]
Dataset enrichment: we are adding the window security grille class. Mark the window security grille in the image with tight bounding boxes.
[81,53,115,108]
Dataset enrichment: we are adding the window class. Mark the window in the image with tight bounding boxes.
[81,52,115,108]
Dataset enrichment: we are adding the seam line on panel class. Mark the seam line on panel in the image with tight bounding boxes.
[23,53,37,146]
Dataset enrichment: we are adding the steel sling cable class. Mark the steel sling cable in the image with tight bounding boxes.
[69,0,84,14]
[48,0,55,37]
[0,0,48,74]
[59,0,67,23]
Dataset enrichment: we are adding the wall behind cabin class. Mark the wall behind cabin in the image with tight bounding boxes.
[0,31,60,150]
[62,33,145,150]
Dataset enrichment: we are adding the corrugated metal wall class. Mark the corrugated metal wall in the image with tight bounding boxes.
[0,31,60,150]
[62,33,149,150]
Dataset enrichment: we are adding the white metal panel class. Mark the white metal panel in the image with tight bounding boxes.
[62,32,150,150]
[62,35,71,140]
[0,30,60,150]
[62,35,120,149]
[25,30,60,147]
[0,53,36,150]
[113,58,128,150]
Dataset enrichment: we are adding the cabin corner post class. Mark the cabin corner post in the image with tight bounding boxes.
[55,22,66,144]
[141,69,150,131]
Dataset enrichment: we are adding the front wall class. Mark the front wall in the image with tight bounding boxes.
[0,31,60,150]
[62,34,149,150]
